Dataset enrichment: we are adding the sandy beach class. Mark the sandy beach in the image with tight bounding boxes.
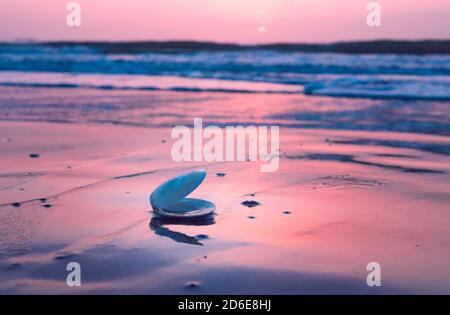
[0,87,449,294]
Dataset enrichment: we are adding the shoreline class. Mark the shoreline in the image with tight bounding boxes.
[1,86,449,136]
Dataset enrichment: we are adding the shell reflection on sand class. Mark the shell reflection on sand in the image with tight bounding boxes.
[149,170,216,218]
[149,214,215,246]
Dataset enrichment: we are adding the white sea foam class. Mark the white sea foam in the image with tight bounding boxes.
[304,75,450,100]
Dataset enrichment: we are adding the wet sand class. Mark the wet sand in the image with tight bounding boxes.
[0,88,449,294]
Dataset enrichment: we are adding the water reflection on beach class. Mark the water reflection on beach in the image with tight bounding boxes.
[0,88,448,294]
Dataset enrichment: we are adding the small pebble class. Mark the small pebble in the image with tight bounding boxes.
[195,234,209,240]
[216,173,226,177]
[42,204,53,209]
[248,216,256,219]
[39,198,47,203]
[29,153,40,158]
[283,211,291,215]
[54,252,76,260]
[241,200,260,208]
[186,281,200,288]
[12,202,21,208]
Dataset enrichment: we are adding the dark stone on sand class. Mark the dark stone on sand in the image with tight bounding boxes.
[241,200,260,208]
[248,216,256,219]
[216,173,226,177]
[186,281,200,288]
[12,202,21,208]
[54,251,76,260]
[161,140,166,143]
[283,211,291,215]
[29,153,40,158]
[195,234,209,240]
[42,204,53,209]
[39,198,47,203]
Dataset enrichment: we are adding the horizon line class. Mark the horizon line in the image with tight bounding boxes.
[2,39,449,55]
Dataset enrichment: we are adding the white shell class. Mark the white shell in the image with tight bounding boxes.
[150,170,215,217]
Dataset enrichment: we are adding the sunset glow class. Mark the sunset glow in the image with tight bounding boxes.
[0,0,449,42]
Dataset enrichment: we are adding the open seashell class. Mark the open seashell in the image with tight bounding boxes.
[150,170,215,218]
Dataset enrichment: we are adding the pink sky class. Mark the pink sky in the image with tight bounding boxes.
[0,0,449,43]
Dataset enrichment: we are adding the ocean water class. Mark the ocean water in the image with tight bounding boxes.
[1,43,450,100]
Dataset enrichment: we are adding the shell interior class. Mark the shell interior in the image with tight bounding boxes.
[150,170,215,217]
